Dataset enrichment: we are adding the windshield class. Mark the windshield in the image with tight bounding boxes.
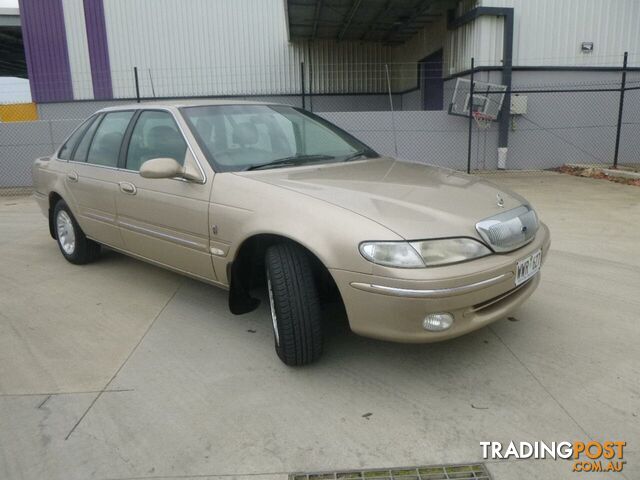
[180,104,377,172]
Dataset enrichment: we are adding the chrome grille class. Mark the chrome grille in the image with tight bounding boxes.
[476,205,538,252]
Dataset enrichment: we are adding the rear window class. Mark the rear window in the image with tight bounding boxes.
[86,111,134,167]
[72,115,103,162]
[58,116,97,160]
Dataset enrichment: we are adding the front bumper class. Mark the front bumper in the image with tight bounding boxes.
[330,223,550,343]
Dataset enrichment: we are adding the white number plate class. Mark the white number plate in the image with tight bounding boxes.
[515,249,542,286]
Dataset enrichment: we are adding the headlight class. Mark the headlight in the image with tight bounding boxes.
[410,238,492,266]
[359,241,425,268]
[359,238,491,268]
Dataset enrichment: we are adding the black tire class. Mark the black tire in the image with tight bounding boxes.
[53,200,101,265]
[265,243,323,366]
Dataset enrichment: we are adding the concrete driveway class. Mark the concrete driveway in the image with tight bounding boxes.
[0,172,638,480]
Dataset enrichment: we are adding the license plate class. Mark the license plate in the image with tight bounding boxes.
[515,249,542,286]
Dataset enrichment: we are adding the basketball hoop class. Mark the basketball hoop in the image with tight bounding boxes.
[472,111,494,129]
[448,78,507,120]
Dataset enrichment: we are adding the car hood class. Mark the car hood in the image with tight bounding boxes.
[239,157,529,240]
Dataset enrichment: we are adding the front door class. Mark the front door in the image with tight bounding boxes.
[115,109,216,282]
[64,110,135,248]
[421,49,444,111]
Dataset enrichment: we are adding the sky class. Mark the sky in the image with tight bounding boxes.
[0,0,19,8]
[0,77,31,104]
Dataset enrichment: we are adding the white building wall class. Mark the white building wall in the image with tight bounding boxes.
[305,40,393,94]
[70,0,640,100]
[390,0,488,85]
[102,0,392,98]
[390,17,448,91]
[61,0,94,99]
[445,16,498,73]
[391,0,640,82]
[481,0,640,67]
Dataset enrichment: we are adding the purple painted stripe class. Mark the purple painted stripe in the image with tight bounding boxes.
[83,0,113,99]
[18,0,74,102]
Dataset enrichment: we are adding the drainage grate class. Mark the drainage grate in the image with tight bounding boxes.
[290,464,492,480]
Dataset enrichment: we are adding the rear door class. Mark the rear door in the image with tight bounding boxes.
[115,109,216,281]
[65,110,135,247]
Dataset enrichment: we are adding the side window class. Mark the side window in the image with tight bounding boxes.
[86,111,134,167]
[295,116,347,155]
[126,111,187,171]
[72,114,103,162]
[59,116,96,160]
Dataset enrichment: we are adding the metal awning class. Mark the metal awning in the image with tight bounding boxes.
[286,0,457,44]
[0,26,26,77]
[0,8,26,78]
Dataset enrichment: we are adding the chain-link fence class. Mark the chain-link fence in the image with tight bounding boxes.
[2,54,640,195]
[468,80,640,172]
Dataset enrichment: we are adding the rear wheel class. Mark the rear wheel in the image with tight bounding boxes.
[53,200,101,264]
[265,243,323,366]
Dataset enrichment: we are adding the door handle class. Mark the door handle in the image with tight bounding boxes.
[119,182,137,195]
[67,171,78,182]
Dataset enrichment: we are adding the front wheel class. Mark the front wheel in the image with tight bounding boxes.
[53,200,101,264]
[265,243,323,366]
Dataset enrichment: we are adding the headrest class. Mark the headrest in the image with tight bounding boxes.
[232,122,258,146]
[98,132,122,150]
[196,118,213,139]
[148,125,180,144]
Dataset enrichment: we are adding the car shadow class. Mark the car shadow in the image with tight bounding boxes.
[101,248,507,370]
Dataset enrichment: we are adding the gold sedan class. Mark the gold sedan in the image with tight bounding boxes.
[32,100,550,365]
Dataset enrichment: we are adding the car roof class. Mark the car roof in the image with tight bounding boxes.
[98,99,289,113]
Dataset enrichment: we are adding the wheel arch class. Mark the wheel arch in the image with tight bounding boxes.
[48,191,64,239]
[227,232,341,315]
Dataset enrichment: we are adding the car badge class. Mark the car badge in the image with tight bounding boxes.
[496,194,505,208]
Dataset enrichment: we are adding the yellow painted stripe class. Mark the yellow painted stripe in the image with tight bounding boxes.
[0,103,39,122]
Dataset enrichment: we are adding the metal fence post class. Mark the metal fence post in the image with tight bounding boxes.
[613,51,628,169]
[47,120,55,153]
[308,58,314,112]
[300,61,306,109]
[134,66,141,103]
[467,57,475,174]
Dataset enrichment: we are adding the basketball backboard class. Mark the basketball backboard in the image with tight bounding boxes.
[448,78,507,121]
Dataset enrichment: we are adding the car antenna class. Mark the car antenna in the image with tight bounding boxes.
[384,63,399,156]
[148,69,156,98]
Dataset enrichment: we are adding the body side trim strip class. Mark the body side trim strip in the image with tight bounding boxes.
[118,220,207,251]
[82,211,114,223]
[350,273,511,298]
[86,236,224,287]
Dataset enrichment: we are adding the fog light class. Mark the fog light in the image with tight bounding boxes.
[423,313,454,332]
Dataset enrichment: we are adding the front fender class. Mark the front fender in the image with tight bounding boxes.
[209,172,401,285]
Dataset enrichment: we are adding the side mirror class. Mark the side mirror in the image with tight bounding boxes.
[139,155,204,182]
[139,157,196,180]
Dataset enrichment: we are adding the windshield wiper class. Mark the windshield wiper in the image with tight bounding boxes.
[342,150,369,162]
[243,154,335,171]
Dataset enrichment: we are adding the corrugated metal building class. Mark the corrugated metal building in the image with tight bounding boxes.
[17,0,640,105]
